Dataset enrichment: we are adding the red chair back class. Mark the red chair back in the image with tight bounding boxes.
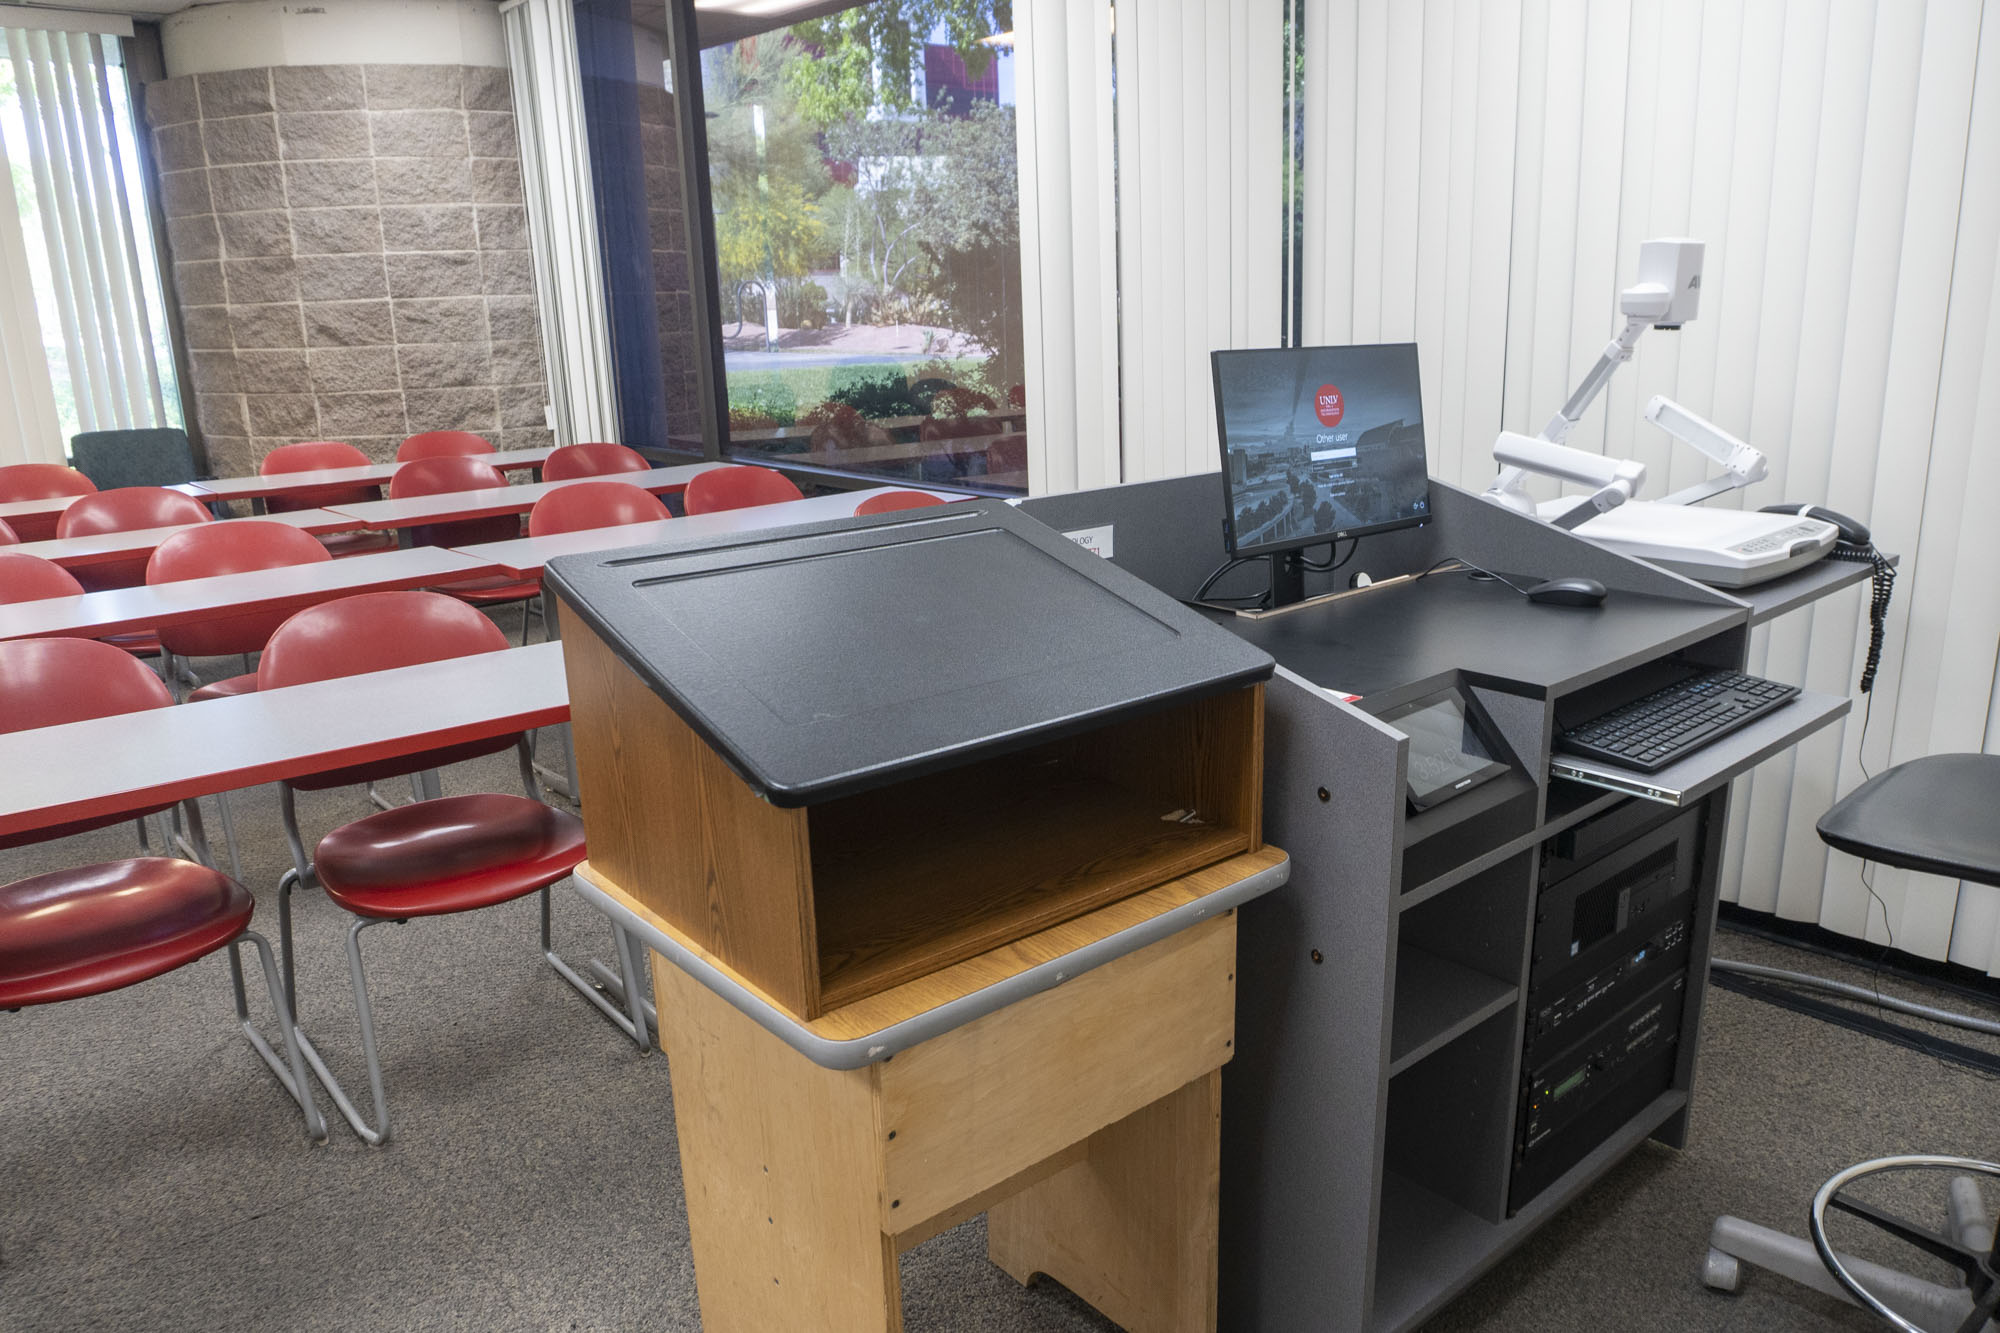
[543,443,649,481]
[0,552,86,605]
[259,590,517,788]
[147,520,335,658]
[528,481,671,536]
[0,463,96,541]
[397,430,494,462]
[853,490,947,516]
[682,466,804,516]
[0,636,177,848]
[56,487,215,591]
[0,517,17,545]
[388,455,517,546]
[261,441,381,511]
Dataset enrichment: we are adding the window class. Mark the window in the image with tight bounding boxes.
[700,2,1028,495]
[0,24,181,452]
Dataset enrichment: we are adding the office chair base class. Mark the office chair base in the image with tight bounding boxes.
[1706,1158,2000,1333]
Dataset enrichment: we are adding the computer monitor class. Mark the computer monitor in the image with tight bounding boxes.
[1211,342,1432,605]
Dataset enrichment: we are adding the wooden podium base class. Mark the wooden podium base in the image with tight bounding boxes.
[654,911,1237,1333]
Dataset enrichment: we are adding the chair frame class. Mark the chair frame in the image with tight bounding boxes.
[271,735,650,1145]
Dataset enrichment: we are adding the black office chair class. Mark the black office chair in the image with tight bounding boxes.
[1704,754,2000,1332]
[69,427,202,490]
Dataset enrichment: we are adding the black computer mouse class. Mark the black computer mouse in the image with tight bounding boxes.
[1523,576,1608,607]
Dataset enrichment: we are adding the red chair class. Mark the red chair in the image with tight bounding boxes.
[258,591,642,1142]
[386,456,541,638]
[0,517,17,544]
[527,481,671,536]
[397,430,494,462]
[55,486,213,593]
[149,520,336,691]
[682,465,804,516]
[0,637,324,1140]
[542,442,650,481]
[853,490,947,516]
[0,552,85,606]
[0,462,96,540]
[260,442,398,557]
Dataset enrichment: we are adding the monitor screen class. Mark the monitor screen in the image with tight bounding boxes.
[1211,343,1432,556]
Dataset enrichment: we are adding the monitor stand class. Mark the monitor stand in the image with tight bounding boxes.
[1268,551,1307,609]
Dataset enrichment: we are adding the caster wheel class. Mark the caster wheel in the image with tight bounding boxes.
[1702,1247,1742,1293]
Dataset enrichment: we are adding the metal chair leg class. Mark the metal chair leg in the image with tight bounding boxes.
[228,929,327,1141]
[540,884,651,1051]
[293,915,395,1146]
[215,790,244,883]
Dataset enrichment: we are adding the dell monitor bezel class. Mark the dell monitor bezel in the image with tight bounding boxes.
[1210,342,1434,561]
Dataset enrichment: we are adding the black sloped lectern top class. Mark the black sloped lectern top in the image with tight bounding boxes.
[543,498,1274,807]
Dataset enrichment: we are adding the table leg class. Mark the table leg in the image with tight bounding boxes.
[988,1069,1223,1333]
[656,959,905,1332]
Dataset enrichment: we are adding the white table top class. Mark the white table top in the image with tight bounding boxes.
[0,545,499,641]
[1,509,364,567]
[329,463,723,531]
[185,447,554,502]
[0,640,568,841]
[0,493,88,523]
[455,487,962,577]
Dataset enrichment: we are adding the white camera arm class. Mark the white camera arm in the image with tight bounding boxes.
[1644,395,1768,504]
[1485,238,1705,528]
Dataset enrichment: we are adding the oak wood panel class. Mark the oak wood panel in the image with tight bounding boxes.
[1056,683,1266,852]
[654,960,903,1332]
[584,844,1281,1041]
[561,614,821,1016]
[988,1070,1224,1333]
[809,757,1250,1009]
[875,912,1235,1230]
[888,1142,1088,1254]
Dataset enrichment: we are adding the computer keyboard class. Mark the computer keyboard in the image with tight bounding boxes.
[1556,670,1799,773]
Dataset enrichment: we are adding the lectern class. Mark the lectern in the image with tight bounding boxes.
[547,500,1287,1332]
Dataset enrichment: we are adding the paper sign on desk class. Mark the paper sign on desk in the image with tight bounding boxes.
[1062,525,1113,559]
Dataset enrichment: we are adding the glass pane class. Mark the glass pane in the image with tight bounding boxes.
[701,2,1028,495]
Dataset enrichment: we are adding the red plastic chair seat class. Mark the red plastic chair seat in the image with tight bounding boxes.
[0,858,253,1007]
[319,530,400,558]
[432,573,541,603]
[188,672,258,702]
[312,794,586,919]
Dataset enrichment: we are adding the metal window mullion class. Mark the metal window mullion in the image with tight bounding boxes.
[74,31,156,427]
[46,27,133,431]
[12,28,101,434]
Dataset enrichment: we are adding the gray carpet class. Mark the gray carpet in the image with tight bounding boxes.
[3,641,1996,1330]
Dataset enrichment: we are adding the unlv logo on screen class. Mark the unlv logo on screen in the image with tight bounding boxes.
[1314,385,1345,428]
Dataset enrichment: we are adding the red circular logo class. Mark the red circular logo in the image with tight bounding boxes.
[1314,384,1344,427]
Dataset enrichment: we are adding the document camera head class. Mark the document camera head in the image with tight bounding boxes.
[1621,239,1704,329]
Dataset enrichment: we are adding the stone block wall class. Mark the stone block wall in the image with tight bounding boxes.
[144,64,554,476]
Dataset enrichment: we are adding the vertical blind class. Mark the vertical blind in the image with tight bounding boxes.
[1014,0,1285,495]
[0,21,165,458]
[0,106,64,467]
[1299,0,2000,973]
[499,0,621,447]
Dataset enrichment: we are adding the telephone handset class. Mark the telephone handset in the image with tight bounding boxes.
[1758,502,1870,547]
[1759,503,1894,693]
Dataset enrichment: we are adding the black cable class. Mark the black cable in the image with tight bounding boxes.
[1192,537,1362,610]
[1826,542,1895,693]
[1299,536,1359,573]
[1411,555,1536,597]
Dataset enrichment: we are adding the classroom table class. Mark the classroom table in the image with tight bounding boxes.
[457,486,961,578]
[1,509,365,569]
[0,546,500,641]
[327,464,722,535]
[183,448,555,505]
[0,640,567,844]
